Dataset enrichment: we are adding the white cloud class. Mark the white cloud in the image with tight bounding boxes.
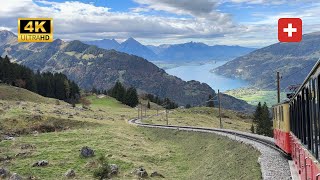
[0,0,244,42]
[0,27,12,31]
[0,0,319,47]
[133,0,218,16]
[226,0,313,5]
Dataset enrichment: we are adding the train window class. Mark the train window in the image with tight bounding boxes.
[301,90,307,145]
[299,95,302,141]
[305,87,312,150]
[281,106,284,121]
[298,96,302,141]
[273,108,275,120]
[279,107,282,121]
[307,85,314,152]
[311,78,318,157]
[317,76,320,159]
[278,107,280,121]
[279,106,281,121]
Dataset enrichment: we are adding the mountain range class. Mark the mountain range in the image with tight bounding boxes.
[0,30,254,112]
[85,38,255,62]
[214,32,320,90]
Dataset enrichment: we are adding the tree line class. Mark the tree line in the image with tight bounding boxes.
[108,81,139,108]
[145,93,178,109]
[0,55,80,102]
[92,81,178,109]
[252,102,273,137]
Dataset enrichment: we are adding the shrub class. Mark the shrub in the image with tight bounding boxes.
[93,155,110,180]
[80,97,91,108]
[250,123,255,133]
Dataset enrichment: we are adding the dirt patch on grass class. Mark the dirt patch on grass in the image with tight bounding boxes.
[0,116,98,136]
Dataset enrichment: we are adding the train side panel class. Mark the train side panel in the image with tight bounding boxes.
[291,133,320,180]
[289,80,320,180]
[273,103,291,154]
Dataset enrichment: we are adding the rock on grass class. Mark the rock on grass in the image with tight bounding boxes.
[9,173,23,180]
[80,146,94,158]
[151,171,164,178]
[32,160,49,167]
[65,169,76,178]
[0,167,9,178]
[134,166,148,178]
[109,164,119,175]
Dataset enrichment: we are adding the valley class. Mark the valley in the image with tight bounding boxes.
[0,30,254,112]
[0,84,261,179]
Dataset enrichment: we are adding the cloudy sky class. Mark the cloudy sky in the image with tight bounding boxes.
[0,0,319,47]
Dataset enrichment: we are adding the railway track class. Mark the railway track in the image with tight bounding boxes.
[129,118,286,156]
[129,117,293,179]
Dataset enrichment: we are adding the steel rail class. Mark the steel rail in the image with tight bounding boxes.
[129,118,288,157]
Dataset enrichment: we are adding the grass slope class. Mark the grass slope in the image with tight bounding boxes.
[0,84,57,104]
[143,107,253,132]
[87,95,123,108]
[0,85,261,179]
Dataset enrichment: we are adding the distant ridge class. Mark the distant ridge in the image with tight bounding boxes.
[0,30,255,112]
[0,30,211,106]
[84,39,120,50]
[84,38,255,62]
[117,37,157,60]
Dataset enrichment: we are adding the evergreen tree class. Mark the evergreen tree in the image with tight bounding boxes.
[207,94,214,107]
[250,122,255,133]
[91,86,98,94]
[110,81,126,102]
[64,79,70,99]
[147,101,151,109]
[124,87,139,107]
[261,102,273,137]
[254,102,262,124]
[255,102,273,137]
[54,75,67,100]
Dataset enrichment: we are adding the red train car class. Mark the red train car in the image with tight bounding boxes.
[273,103,291,154]
[273,60,320,180]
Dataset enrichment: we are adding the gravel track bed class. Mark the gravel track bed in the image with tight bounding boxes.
[129,119,292,180]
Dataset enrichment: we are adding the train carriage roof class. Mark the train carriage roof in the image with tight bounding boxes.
[289,59,320,103]
[272,101,290,107]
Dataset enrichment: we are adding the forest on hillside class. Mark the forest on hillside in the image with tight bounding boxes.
[0,55,80,102]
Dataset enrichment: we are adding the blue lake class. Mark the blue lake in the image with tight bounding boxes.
[165,61,249,92]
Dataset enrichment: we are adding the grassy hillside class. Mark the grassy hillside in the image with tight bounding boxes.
[225,88,288,106]
[143,107,253,132]
[87,95,124,108]
[0,85,261,179]
[0,84,58,104]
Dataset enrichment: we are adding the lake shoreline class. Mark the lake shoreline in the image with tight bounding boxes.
[163,61,249,92]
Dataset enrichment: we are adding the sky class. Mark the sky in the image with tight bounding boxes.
[0,0,319,47]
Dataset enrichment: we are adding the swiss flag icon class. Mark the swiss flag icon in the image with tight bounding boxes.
[278,18,302,42]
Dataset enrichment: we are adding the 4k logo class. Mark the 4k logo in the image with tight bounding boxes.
[18,18,53,42]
